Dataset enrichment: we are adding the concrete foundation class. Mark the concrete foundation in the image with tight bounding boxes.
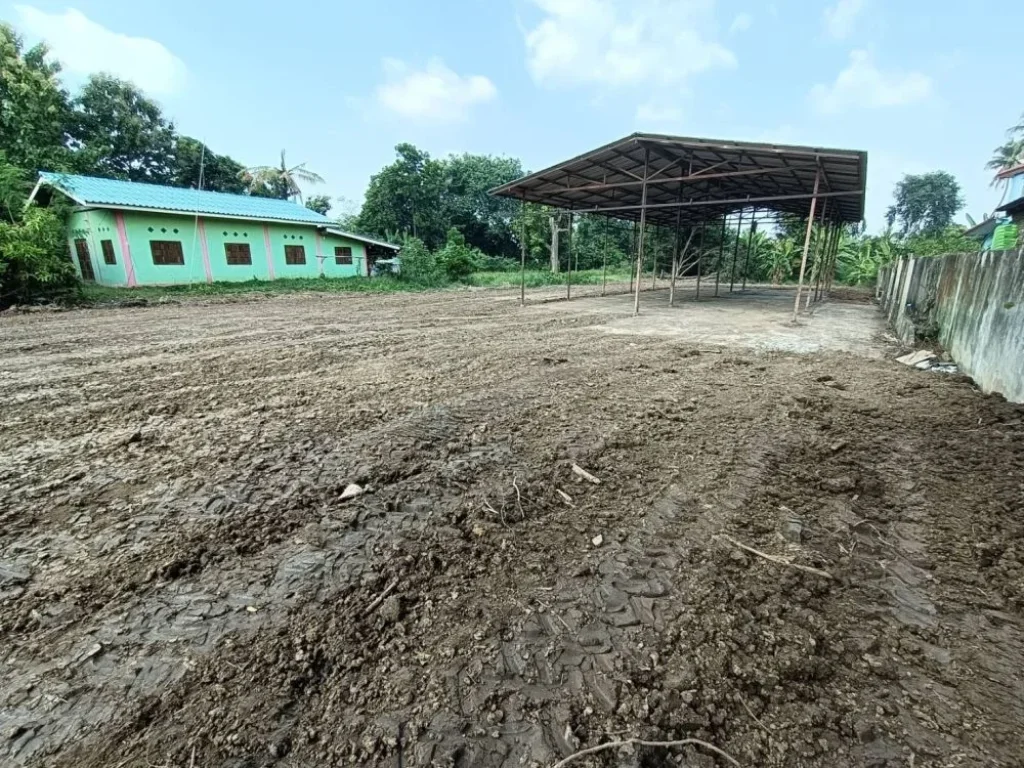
[878,249,1024,403]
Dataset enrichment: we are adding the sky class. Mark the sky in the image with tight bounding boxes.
[3,0,1021,231]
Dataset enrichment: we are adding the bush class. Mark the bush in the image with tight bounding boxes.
[436,227,482,282]
[0,205,80,308]
[396,235,445,287]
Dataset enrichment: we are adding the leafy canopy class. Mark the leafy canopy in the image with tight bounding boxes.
[886,171,964,236]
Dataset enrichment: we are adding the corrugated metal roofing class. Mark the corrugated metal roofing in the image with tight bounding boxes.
[39,172,333,226]
[490,132,868,227]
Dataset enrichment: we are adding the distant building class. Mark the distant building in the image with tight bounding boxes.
[30,173,399,287]
[966,163,1024,251]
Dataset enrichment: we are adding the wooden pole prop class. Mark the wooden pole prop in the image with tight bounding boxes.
[715,215,726,297]
[729,209,744,292]
[808,199,828,308]
[565,211,574,300]
[696,219,706,299]
[669,196,683,307]
[793,164,822,322]
[601,219,608,296]
[633,148,651,316]
[519,199,527,307]
[742,218,757,292]
[629,220,638,294]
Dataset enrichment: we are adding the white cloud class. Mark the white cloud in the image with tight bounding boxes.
[14,6,186,96]
[376,58,496,123]
[524,0,736,89]
[729,12,753,34]
[823,0,865,40]
[810,50,931,114]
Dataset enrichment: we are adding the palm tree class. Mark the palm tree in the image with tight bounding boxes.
[986,139,1024,186]
[242,150,324,202]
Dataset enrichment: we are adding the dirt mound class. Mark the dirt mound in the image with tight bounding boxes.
[2,291,1023,767]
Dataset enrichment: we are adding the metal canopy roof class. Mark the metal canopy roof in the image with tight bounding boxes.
[490,133,868,227]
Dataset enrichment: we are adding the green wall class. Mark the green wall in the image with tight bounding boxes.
[67,208,375,286]
[68,209,129,286]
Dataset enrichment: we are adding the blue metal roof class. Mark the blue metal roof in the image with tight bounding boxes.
[38,172,333,226]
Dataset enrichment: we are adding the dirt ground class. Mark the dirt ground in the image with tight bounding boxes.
[2,284,1023,768]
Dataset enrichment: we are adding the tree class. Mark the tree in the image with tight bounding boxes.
[172,137,246,193]
[442,153,524,257]
[359,143,447,247]
[0,201,78,308]
[304,194,332,215]
[987,139,1024,185]
[886,172,964,236]
[243,150,324,202]
[0,24,72,172]
[69,74,176,183]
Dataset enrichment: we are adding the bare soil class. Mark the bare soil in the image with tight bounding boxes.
[2,287,1023,768]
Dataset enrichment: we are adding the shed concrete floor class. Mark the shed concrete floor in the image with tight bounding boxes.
[538,284,886,357]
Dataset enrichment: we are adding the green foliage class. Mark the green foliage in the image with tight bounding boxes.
[0,24,73,172]
[0,203,79,308]
[904,225,976,257]
[435,227,482,281]
[466,268,633,288]
[359,144,448,247]
[886,171,964,236]
[0,153,29,223]
[765,237,799,285]
[304,195,332,216]
[358,145,524,255]
[395,235,444,286]
[442,153,524,257]
[172,137,246,193]
[70,74,177,183]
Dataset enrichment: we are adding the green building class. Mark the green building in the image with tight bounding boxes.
[30,172,399,287]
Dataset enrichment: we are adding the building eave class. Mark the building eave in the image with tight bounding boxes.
[324,228,401,251]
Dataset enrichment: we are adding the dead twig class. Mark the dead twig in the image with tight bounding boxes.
[363,578,399,616]
[512,473,525,520]
[556,489,575,507]
[550,737,740,768]
[738,693,772,734]
[189,745,196,768]
[484,499,509,529]
[717,534,834,580]
[571,463,601,485]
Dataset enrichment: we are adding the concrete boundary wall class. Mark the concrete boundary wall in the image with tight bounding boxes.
[878,249,1024,403]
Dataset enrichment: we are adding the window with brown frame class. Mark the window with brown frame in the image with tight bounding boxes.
[150,240,184,266]
[284,244,306,265]
[334,246,353,265]
[100,239,117,265]
[225,242,252,266]
[74,239,96,281]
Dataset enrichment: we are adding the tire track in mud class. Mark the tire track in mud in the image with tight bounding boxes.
[0,381,536,764]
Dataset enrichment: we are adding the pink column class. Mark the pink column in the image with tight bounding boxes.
[263,224,275,279]
[114,211,137,287]
[315,231,324,276]
[197,217,213,283]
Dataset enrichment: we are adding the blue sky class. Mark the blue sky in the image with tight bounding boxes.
[4,0,1021,231]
